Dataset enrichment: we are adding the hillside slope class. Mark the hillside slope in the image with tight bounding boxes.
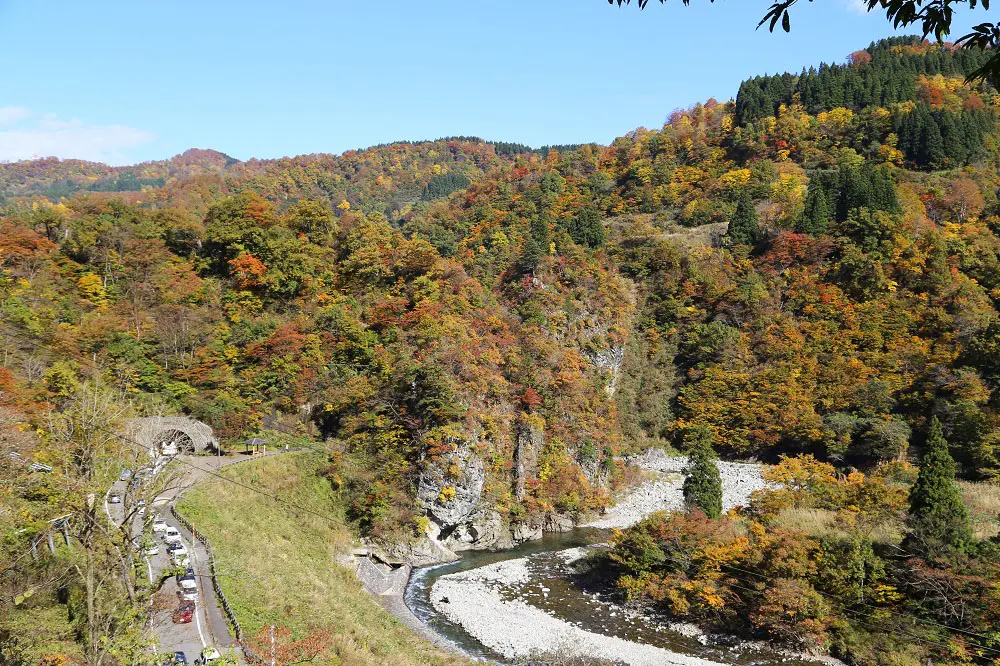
[2,34,1000,564]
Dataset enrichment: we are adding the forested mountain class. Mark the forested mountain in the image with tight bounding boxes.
[3,36,1000,665]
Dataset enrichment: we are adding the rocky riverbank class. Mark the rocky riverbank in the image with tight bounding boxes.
[429,548,844,666]
[405,451,847,666]
[582,450,769,529]
[431,556,728,666]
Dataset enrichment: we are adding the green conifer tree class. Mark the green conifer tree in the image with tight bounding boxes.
[726,194,760,247]
[919,113,947,168]
[683,426,723,519]
[796,185,830,234]
[905,417,973,557]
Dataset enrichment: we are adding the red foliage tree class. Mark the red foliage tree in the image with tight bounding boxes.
[848,50,872,66]
[241,624,333,666]
[228,252,268,288]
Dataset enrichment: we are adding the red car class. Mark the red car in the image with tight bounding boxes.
[172,601,195,624]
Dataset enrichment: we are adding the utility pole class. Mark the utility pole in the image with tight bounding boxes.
[270,624,276,666]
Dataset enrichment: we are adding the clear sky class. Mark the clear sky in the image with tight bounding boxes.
[0,0,992,165]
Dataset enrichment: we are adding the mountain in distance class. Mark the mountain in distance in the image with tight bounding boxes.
[3,36,1000,666]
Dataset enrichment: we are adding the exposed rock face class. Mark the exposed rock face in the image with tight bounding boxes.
[589,343,625,396]
[514,418,543,500]
[380,534,460,566]
[543,512,575,533]
[416,446,484,529]
[433,508,543,551]
[414,440,543,562]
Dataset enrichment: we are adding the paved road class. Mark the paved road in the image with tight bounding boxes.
[105,453,272,664]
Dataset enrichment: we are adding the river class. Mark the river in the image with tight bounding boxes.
[404,528,831,666]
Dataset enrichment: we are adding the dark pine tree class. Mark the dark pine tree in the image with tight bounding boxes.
[796,184,830,234]
[567,208,606,248]
[726,194,760,247]
[904,417,973,558]
[683,426,723,519]
[919,114,947,168]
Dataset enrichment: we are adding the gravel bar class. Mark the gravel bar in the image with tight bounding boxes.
[431,558,728,666]
[582,450,769,529]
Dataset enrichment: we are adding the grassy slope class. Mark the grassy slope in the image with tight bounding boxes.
[772,481,1000,542]
[176,451,466,666]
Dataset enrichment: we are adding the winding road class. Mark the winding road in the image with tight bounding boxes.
[104,453,277,664]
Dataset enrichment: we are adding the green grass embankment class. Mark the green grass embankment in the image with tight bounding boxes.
[177,451,466,666]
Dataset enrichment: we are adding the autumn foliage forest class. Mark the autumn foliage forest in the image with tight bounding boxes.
[3,35,1000,664]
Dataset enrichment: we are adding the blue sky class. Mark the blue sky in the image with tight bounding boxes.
[0,0,992,165]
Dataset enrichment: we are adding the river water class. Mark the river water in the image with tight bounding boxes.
[404,528,825,666]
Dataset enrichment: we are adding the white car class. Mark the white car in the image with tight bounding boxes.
[152,519,168,533]
[163,527,182,543]
[144,543,160,555]
[172,552,191,567]
[178,578,198,601]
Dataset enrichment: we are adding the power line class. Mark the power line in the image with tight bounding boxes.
[6,324,1000,655]
[0,325,336,460]
[654,550,1000,656]
[667,547,1000,648]
[102,424,338,532]
[713,573,995,658]
[112,405,1000,659]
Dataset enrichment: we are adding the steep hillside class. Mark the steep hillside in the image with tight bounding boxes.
[3,35,1000,562]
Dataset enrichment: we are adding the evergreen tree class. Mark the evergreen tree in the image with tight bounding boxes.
[726,194,760,247]
[683,426,723,519]
[869,165,900,214]
[567,208,606,248]
[919,115,946,168]
[905,417,973,557]
[796,184,830,234]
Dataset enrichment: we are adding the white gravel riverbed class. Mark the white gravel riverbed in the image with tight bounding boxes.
[431,550,844,666]
[431,557,729,666]
[581,449,769,529]
[425,451,845,666]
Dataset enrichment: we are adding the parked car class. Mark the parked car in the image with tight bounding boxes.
[173,651,188,665]
[171,551,191,567]
[177,570,196,584]
[152,519,168,533]
[195,647,220,665]
[171,602,194,624]
[178,577,198,601]
[163,526,182,543]
[167,542,188,557]
[144,543,160,556]
[108,493,121,504]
